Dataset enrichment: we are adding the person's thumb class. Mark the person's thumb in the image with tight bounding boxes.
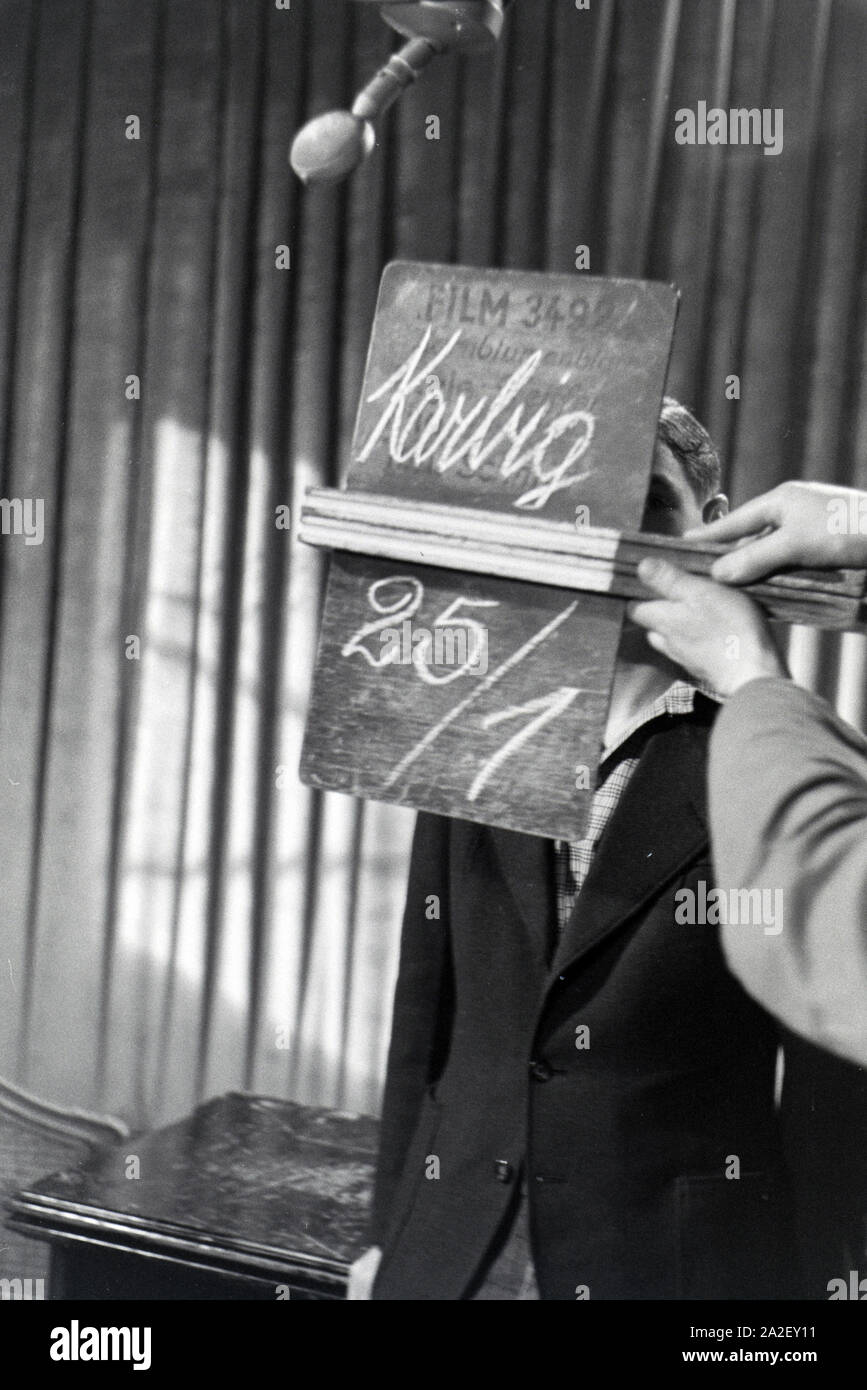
[637,557,688,598]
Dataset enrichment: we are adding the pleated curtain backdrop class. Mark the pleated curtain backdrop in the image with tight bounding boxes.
[0,0,864,1130]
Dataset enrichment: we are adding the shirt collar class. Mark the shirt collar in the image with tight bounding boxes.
[601,680,722,764]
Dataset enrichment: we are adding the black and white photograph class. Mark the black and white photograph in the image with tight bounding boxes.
[1,0,867,1361]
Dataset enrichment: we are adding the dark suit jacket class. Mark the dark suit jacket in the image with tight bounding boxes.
[709,679,867,1293]
[713,678,867,1066]
[370,707,805,1300]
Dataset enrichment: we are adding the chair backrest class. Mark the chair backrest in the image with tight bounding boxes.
[0,1077,128,1292]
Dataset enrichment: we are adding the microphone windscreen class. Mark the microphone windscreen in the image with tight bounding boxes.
[290,111,376,185]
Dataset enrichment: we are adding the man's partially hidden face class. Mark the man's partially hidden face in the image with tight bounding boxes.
[639,439,727,538]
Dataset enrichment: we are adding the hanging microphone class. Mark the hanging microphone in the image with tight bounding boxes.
[290,2,515,186]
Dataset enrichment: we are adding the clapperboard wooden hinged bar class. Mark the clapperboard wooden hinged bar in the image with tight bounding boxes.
[298,261,867,841]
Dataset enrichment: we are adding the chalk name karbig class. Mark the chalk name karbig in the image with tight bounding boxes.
[356,324,597,511]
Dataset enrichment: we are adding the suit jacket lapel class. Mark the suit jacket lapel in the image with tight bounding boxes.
[546,716,712,984]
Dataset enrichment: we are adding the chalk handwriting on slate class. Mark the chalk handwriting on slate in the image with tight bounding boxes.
[300,265,680,838]
[356,326,597,511]
[342,577,496,685]
[469,687,581,802]
[341,577,590,801]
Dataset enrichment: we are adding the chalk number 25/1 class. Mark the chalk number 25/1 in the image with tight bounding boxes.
[341,576,588,801]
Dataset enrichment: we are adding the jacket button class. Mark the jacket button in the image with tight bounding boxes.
[529,1059,553,1082]
[493,1159,513,1183]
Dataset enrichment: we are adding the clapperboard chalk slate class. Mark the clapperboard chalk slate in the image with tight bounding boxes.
[297,261,867,841]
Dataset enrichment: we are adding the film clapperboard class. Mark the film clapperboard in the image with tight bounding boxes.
[298,261,867,841]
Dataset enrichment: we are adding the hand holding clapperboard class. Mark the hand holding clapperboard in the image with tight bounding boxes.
[298,262,867,841]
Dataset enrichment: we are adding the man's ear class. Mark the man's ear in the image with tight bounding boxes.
[702,492,728,524]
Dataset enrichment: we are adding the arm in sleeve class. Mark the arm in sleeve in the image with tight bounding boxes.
[368,811,454,1245]
[710,677,867,1065]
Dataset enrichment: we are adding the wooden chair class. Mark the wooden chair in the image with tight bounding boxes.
[0,1076,128,1291]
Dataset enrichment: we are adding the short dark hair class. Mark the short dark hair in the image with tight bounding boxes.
[657,396,722,501]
